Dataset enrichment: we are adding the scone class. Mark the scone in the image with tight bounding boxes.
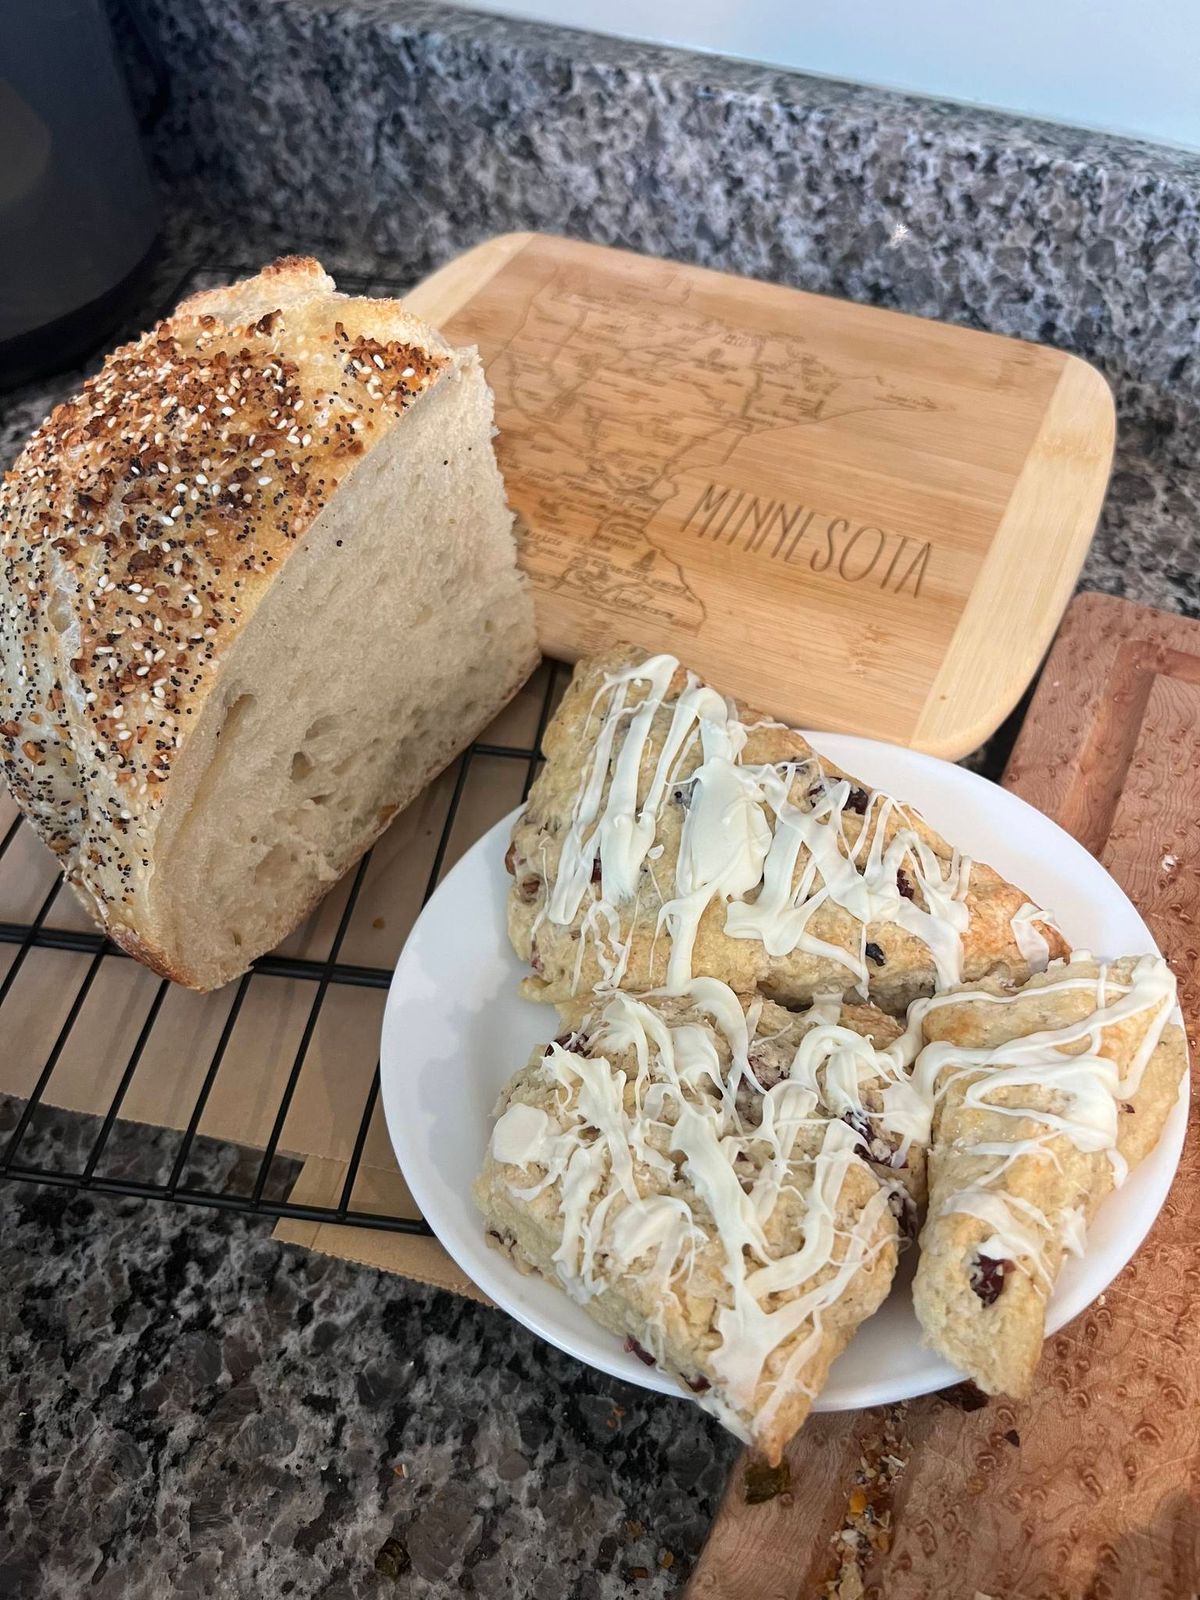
[911,953,1186,1396]
[475,980,904,1462]
[505,649,1066,1014]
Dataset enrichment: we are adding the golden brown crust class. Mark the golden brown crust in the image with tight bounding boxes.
[105,920,185,983]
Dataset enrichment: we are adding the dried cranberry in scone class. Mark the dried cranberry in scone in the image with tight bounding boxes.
[624,1335,656,1367]
[842,1107,873,1148]
[547,1030,588,1056]
[969,1253,1012,1306]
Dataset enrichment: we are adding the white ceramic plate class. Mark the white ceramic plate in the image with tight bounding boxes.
[380,736,1189,1411]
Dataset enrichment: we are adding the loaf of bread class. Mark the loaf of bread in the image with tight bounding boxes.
[0,257,538,989]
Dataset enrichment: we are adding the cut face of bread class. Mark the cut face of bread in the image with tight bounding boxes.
[143,361,533,985]
[0,257,538,988]
[475,981,902,1461]
[506,649,1066,1013]
[911,953,1185,1395]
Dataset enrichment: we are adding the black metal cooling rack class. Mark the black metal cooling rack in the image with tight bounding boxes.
[0,259,560,1235]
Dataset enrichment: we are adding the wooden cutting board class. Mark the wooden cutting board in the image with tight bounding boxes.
[406,234,1114,759]
[686,592,1200,1600]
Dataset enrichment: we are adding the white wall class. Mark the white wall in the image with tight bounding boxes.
[449,0,1200,150]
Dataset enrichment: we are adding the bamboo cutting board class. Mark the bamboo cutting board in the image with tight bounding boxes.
[407,233,1115,759]
[686,592,1200,1600]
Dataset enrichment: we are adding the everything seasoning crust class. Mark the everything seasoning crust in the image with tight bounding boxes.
[0,257,448,919]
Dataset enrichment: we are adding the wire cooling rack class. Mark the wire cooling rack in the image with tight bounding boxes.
[0,262,559,1234]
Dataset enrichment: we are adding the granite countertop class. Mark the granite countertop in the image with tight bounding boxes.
[1,1104,735,1599]
[4,1,1200,1595]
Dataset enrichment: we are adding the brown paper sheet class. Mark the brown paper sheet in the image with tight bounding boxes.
[0,665,557,1298]
[273,1153,490,1304]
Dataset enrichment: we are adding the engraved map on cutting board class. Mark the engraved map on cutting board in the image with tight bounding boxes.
[438,232,1093,752]
[478,261,937,631]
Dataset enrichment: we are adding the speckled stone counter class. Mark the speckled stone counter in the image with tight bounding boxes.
[119,1,1200,403]
[4,2,1200,1593]
[0,1100,737,1599]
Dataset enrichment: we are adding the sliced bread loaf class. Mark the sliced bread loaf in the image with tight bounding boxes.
[0,256,538,988]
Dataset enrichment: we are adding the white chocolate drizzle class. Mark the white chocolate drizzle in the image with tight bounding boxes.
[540,654,1044,996]
[755,996,931,1164]
[912,953,1177,1283]
[1010,902,1061,971]
[487,981,900,1427]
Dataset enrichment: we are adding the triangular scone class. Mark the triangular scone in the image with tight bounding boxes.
[911,954,1186,1396]
[475,983,903,1462]
[506,649,1066,1015]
